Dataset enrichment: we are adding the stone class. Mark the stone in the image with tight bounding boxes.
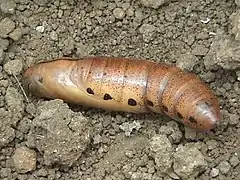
[119,121,141,137]
[139,0,169,9]
[113,7,125,19]
[218,161,231,175]
[210,168,219,177]
[0,18,15,38]
[173,145,207,179]
[13,146,36,173]
[3,59,23,75]
[0,0,16,14]
[9,28,22,41]
[139,24,156,42]
[27,99,92,166]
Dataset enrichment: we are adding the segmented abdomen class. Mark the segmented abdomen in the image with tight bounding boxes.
[23,56,221,131]
[75,57,210,116]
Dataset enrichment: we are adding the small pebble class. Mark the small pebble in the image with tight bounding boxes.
[139,23,156,42]
[9,28,22,41]
[93,134,102,144]
[50,31,58,41]
[33,0,50,6]
[29,39,42,50]
[5,87,24,113]
[206,140,218,150]
[173,145,207,179]
[139,0,168,9]
[236,70,240,81]
[26,103,36,116]
[235,0,240,6]
[13,146,37,173]
[192,44,209,56]
[36,26,45,33]
[125,150,134,158]
[0,0,16,14]
[0,18,15,38]
[210,168,219,177]
[0,49,4,64]
[0,168,11,178]
[218,161,231,175]
[230,9,240,40]
[228,113,239,125]
[0,38,9,50]
[150,134,172,153]
[36,168,48,177]
[113,7,125,19]
[184,127,197,140]
[229,156,239,167]
[3,59,23,75]
[176,52,198,71]
[119,121,141,137]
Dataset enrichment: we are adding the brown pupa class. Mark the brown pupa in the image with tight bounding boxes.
[23,56,221,132]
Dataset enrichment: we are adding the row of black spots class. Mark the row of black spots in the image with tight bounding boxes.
[144,100,198,126]
[86,87,139,107]
[161,104,185,122]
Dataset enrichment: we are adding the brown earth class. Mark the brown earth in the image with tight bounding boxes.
[0,0,239,180]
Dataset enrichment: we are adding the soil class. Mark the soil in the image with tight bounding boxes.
[0,0,239,180]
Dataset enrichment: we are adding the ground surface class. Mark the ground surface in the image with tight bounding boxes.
[0,0,240,180]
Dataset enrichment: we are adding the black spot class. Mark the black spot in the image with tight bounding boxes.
[124,75,128,78]
[38,77,43,83]
[128,98,137,106]
[86,88,94,95]
[103,72,107,76]
[147,100,153,107]
[189,116,197,124]
[177,112,183,119]
[162,105,168,112]
[103,93,112,100]
[204,101,211,107]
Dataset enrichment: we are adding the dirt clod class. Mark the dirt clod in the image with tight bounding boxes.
[3,59,23,75]
[12,146,36,173]
[210,168,220,177]
[184,127,197,140]
[176,52,198,71]
[0,18,15,38]
[218,161,231,175]
[119,121,141,137]
[0,49,4,64]
[139,24,156,42]
[173,145,207,179]
[0,116,15,149]
[27,99,92,166]
[9,28,22,41]
[5,87,24,112]
[0,0,16,14]
[113,7,125,19]
[204,31,240,70]
[0,38,9,50]
[139,0,169,9]
[236,0,240,6]
[149,135,173,173]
